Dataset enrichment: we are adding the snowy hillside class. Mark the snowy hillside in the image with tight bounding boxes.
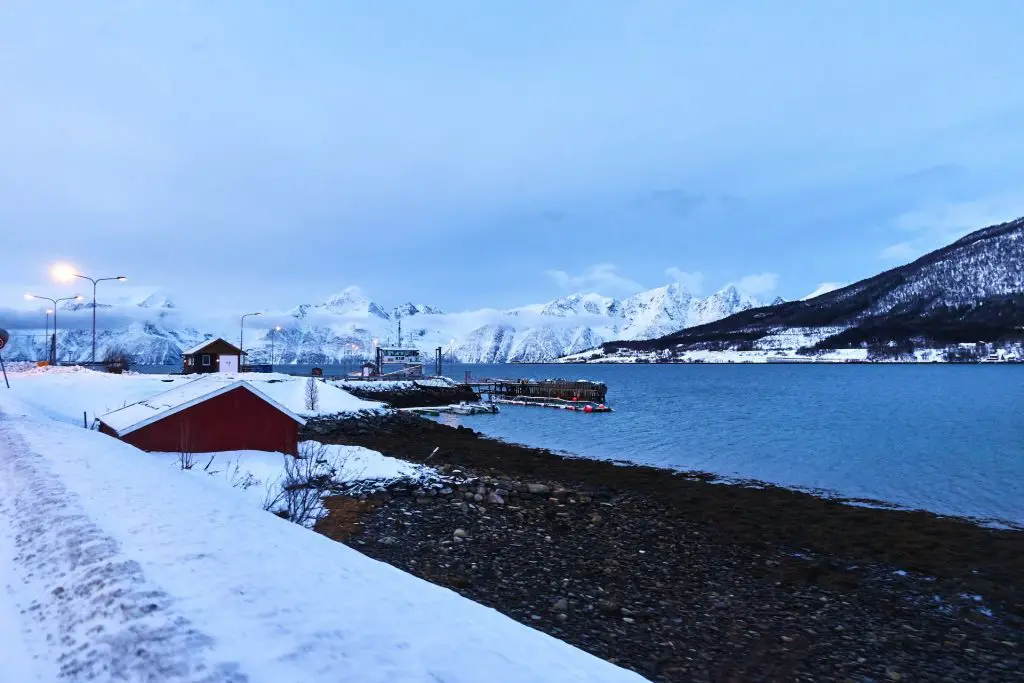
[2,283,765,365]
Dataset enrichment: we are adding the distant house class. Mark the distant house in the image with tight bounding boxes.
[98,377,306,454]
[182,338,245,374]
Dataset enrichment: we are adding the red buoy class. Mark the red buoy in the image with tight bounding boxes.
[584,404,594,413]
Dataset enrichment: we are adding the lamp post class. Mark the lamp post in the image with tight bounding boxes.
[25,294,84,364]
[240,312,262,363]
[270,325,282,366]
[44,309,53,362]
[52,265,127,364]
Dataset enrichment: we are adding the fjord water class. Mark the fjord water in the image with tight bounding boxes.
[448,364,1024,527]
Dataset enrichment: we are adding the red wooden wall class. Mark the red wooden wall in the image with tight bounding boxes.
[101,386,300,454]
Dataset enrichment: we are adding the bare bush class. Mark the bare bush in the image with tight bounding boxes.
[263,441,337,527]
[102,345,134,374]
[305,377,320,412]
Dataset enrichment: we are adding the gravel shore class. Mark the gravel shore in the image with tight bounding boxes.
[308,412,1023,682]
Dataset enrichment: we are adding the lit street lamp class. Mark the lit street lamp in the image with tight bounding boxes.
[25,294,84,364]
[52,264,127,365]
[240,312,262,363]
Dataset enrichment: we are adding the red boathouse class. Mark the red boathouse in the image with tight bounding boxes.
[98,377,306,454]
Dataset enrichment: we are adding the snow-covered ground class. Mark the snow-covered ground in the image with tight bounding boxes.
[0,366,384,427]
[0,392,647,682]
[148,444,433,515]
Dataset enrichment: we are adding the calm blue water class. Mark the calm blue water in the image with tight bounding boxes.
[445,364,1024,527]
[138,362,1024,526]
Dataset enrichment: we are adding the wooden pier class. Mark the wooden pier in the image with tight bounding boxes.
[463,377,608,404]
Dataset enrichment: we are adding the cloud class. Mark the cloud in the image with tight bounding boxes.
[731,272,779,296]
[545,263,644,294]
[664,268,705,294]
[881,194,1024,260]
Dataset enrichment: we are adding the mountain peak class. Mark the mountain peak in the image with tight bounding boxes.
[138,293,176,309]
[320,287,389,319]
[541,293,619,318]
[393,303,445,318]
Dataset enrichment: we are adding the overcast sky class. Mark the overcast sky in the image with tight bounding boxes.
[3,1,1024,314]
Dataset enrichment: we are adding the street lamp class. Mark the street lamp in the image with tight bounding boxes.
[240,312,262,363]
[25,293,84,364]
[52,264,127,365]
[270,325,282,366]
[44,309,53,362]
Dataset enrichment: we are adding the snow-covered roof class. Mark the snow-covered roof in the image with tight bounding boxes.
[180,338,243,356]
[99,377,306,436]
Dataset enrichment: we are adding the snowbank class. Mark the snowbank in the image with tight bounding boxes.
[0,397,646,683]
[147,443,433,513]
[0,366,384,426]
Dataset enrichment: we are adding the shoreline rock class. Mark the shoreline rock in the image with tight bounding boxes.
[309,412,1024,682]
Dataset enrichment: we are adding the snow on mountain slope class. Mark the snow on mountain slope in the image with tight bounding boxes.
[320,286,390,318]
[599,216,1024,359]
[2,283,764,365]
[802,282,847,301]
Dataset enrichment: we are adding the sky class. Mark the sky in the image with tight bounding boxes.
[3,1,1024,315]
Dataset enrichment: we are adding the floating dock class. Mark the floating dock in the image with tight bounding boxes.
[495,396,612,413]
[463,377,608,403]
[404,402,500,417]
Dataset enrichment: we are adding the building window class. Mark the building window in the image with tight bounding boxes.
[202,354,211,367]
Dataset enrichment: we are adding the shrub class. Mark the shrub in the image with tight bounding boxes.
[103,345,134,374]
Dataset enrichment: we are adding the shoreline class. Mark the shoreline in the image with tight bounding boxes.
[307,412,1023,682]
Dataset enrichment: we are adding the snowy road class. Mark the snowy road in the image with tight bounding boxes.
[0,402,647,682]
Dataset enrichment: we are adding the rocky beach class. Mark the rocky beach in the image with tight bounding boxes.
[306,411,1023,682]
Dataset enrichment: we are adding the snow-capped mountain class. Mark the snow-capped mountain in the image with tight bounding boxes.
[600,216,1024,358]
[2,291,205,365]
[1,283,765,365]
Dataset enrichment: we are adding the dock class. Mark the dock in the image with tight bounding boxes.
[403,402,500,417]
[463,376,608,404]
[495,397,612,413]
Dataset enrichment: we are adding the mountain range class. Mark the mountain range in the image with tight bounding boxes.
[0,283,768,365]
[597,216,1024,360]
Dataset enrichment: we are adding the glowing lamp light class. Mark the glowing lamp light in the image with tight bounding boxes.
[51,263,78,282]
[23,293,32,300]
